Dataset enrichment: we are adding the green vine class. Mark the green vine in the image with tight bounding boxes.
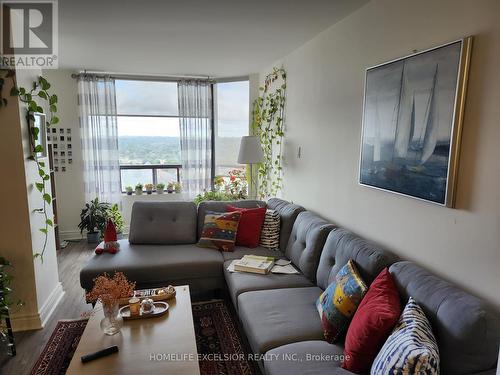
[252,67,286,198]
[1,71,59,261]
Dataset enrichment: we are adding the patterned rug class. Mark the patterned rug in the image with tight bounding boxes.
[30,319,88,375]
[30,300,255,375]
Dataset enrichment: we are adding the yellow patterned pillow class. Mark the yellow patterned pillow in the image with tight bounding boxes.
[316,259,368,343]
[197,211,241,251]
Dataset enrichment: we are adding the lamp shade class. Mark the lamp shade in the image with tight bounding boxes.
[238,136,264,164]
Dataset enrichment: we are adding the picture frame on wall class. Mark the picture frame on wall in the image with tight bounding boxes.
[29,112,47,159]
[359,37,472,207]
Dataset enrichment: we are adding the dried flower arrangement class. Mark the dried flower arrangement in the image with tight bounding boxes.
[86,272,135,307]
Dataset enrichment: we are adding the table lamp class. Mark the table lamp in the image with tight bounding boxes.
[238,136,264,198]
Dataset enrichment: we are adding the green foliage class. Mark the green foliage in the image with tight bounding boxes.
[106,204,124,234]
[193,191,238,205]
[78,198,111,235]
[1,72,59,261]
[252,67,286,198]
[155,183,165,190]
[194,169,247,204]
[0,257,23,343]
[135,183,143,190]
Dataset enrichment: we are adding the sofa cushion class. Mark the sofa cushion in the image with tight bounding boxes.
[285,211,334,282]
[259,209,280,250]
[197,200,265,239]
[226,205,267,248]
[197,211,241,251]
[221,245,284,261]
[128,202,197,244]
[267,198,305,252]
[223,260,314,309]
[238,287,324,354]
[80,240,224,293]
[316,259,368,343]
[371,296,440,375]
[316,228,395,290]
[343,268,402,373]
[389,261,500,374]
[265,341,348,375]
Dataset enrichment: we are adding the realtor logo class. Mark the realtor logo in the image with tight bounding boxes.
[1,0,58,68]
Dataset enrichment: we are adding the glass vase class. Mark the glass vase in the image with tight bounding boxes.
[100,301,123,336]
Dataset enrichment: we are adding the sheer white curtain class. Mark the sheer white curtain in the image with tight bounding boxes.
[78,75,121,204]
[178,80,213,198]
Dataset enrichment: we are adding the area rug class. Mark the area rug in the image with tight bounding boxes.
[30,319,88,375]
[30,300,255,375]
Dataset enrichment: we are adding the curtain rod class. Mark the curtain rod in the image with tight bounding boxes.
[70,70,213,82]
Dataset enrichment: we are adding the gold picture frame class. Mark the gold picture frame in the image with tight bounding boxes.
[359,37,472,207]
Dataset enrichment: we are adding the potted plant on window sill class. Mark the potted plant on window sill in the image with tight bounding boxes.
[135,183,143,195]
[156,183,165,194]
[167,182,174,194]
[78,198,110,243]
[145,184,154,195]
[174,182,182,194]
[125,186,133,195]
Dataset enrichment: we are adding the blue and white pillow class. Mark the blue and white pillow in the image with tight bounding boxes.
[371,297,440,374]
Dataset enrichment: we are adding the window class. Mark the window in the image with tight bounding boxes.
[115,80,181,191]
[214,80,249,177]
[115,78,250,192]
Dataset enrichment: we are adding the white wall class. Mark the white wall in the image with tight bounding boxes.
[0,69,63,331]
[42,70,85,240]
[263,0,500,309]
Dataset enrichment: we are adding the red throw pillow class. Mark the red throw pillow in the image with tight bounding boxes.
[343,268,402,373]
[226,205,267,248]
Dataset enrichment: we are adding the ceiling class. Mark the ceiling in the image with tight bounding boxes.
[58,0,368,77]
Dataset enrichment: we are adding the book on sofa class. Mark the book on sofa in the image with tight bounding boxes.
[233,255,275,274]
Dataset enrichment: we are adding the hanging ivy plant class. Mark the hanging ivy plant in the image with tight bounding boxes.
[252,67,286,198]
[1,70,59,261]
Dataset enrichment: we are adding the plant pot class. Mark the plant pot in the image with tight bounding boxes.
[126,191,133,195]
[87,232,100,243]
[167,188,174,194]
[100,301,123,336]
[175,189,181,194]
[156,188,164,194]
[135,189,143,195]
[146,190,153,195]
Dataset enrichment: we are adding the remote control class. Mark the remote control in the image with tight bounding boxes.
[81,345,119,363]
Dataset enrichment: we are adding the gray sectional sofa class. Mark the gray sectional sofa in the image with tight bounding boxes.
[80,198,500,374]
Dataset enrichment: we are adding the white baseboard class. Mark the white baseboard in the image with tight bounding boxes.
[39,282,65,327]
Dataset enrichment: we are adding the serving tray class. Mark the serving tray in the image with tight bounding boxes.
[119,301,169,320]
[118,286,176,306]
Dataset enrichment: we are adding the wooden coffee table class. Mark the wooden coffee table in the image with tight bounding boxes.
[67,285,200,374]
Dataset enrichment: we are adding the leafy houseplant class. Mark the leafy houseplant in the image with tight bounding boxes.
[145,183,154,195]
[252,67,286,198]
[1,71,59,261]
[167,182,174,194]
[135,183,143,195]
[156,183,165,194]
[0,257,22,355]
[193,169,247,204]
[174,182,182,193]
[78,198,110,243]
[125,186,133,195]
[106,204,124,238]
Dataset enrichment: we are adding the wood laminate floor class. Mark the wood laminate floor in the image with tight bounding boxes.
[1,240,95,375]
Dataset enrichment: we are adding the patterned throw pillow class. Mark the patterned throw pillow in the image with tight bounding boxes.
[197,211,241,252]
[371,297,440,375]
[259,209,280,250]
[316,259,368,343]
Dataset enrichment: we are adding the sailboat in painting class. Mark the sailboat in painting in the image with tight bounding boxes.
[360,39,466,205]
[420,65,440,164]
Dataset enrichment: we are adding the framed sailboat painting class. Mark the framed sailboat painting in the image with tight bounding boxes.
[359,37,472,207]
